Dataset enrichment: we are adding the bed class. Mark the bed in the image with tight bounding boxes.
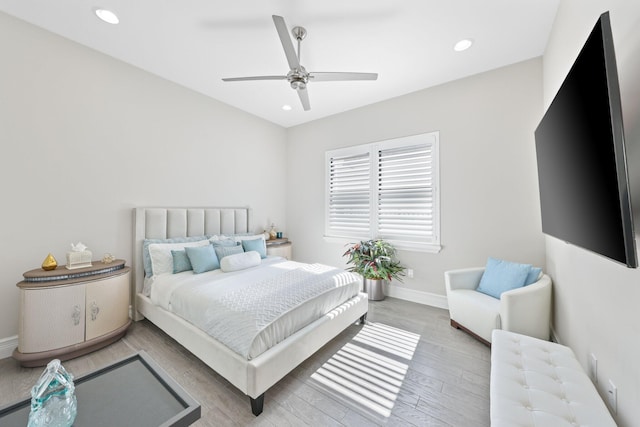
[132,207,368,415]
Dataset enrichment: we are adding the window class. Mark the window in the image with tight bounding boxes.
[325,132,440,252]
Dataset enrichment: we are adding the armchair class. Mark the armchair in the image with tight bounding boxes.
[445,267,552,345]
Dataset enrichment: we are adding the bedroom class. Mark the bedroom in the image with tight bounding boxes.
[1,0,639,425]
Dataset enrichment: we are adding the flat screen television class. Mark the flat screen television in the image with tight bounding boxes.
[535,11,637,268]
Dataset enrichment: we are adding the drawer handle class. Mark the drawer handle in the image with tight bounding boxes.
[72,305,81,325]
[90,302,100,321]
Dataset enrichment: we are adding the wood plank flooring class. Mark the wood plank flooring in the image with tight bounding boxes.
[0,298,490,426]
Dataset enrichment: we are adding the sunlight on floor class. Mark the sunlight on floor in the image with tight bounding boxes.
[310,322,420,418]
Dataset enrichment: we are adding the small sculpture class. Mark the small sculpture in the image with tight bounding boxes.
[102,253,115,264]
[41,254,58,271]
[28,359,77,427]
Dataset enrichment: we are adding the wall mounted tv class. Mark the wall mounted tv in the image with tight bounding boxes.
[535,11,637,268]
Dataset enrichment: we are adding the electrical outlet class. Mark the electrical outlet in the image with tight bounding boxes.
[406,268,414,278]
[607,380,617,414]
[589,353,598,383]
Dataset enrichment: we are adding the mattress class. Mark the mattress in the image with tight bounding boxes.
[149,257,361,359]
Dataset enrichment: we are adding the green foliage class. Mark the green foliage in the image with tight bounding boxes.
[342,239,405,282]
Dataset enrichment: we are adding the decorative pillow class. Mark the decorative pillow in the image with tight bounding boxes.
[476,257,532,299]
[143,236,207,277]
[234,234,267,243]
[525,267,543,286]
[148,240,210,276]
[185,245,220,274]
[241,238,267,259]
[214,244,244,261]
[220,251,261,272]
[171,250,192,274]
[211,239,241,247]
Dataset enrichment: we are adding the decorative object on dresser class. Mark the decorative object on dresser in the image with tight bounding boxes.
[343,239,405,301]
[265,237,292,260]
[41,253,58,271]
[66,242,92,269]
[13,259,131,367]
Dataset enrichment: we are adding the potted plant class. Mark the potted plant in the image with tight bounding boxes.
[342,239,405,301]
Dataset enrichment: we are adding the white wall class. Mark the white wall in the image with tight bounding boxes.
[286,58,546,304]
[0,12,287,341]
[543,1,640,425]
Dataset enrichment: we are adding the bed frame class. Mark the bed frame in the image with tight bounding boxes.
[132,207,368,415]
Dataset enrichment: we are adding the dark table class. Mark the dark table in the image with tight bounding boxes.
[0,351,201,427]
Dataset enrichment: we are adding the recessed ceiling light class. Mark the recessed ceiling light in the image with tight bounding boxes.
[282,104,292,111]
[95,9,119,24]
[454,39,473,52]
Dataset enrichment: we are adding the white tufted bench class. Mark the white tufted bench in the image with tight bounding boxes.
[490,330,616,426]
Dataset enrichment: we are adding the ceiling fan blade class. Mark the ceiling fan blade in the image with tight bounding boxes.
[222,76,287,82]
[272,15,300,70]
[297,88,311,111]
[309,72,378,82]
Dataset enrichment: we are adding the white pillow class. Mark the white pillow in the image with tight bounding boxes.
[148,240,210,276]
[220,251,261,272]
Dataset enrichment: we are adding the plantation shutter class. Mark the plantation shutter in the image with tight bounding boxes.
[377,143,435,243]
[325,131,440,251]
[327,150,371,237]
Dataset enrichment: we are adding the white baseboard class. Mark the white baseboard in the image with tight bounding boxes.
[0,335,18,360]
[385,284,448,310]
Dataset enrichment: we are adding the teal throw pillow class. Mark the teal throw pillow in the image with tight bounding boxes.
[241,238,267,259]
[171,250,192,273]
[211,239,240,247]
[476,257,531,299]
[524,267,543,286]
[185,245,220,274]
[214,244,244,261]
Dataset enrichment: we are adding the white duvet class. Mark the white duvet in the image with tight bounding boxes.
[149,257,361,359]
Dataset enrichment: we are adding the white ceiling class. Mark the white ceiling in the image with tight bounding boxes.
[0,0,559,128]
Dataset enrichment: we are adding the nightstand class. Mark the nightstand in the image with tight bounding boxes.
[13,260,131,367]
[266,239,292,260]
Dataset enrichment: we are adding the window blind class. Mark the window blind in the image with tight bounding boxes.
[377,143,435,242]
[327,151,371,236]
[325,132,440,251]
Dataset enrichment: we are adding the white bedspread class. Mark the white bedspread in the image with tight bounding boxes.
[149,258,361,359]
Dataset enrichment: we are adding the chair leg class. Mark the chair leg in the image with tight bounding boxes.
[450,319,491,347]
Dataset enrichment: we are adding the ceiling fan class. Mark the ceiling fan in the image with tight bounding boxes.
[222,15,378,111]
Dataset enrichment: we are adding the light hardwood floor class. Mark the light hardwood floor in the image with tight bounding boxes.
[0,298,490,426]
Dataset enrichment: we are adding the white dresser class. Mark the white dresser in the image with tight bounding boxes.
[13,260,131,367]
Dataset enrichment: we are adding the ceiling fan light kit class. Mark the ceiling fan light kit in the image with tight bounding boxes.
[222,15,378,111]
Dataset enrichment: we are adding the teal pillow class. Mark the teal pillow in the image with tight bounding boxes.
[476,257,531,299]
[185,245,220,274]
[214,245,244,261]
[171,250,192,273]
[241,238,267,259]
[211,240,241,247]
[525,267,543,286]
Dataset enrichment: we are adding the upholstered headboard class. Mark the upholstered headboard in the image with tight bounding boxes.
[132,207,252,306]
